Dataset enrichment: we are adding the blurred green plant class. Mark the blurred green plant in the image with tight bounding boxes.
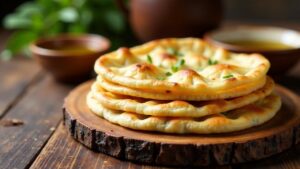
[1,0,134,60]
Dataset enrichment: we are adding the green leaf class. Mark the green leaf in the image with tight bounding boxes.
[147,54,152,64]
[17,2,41,17]
[2,0,132,58]
[59,7,79,23]
[31,14,44,31]
[46,23,63,36]
[94,0,113,6]
[3,14,32,29]
[105,10,126,33]
[42,12,60,34]
[223,74,234,79]
[54,0,71,7]
[80,9,92,26]
[4,31,38,57]
[38,0,57,10]
[0,50,13,61]
[73,0,87,7]
[68,24,86,33]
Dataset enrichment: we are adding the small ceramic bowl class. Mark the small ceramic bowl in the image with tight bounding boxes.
[30,34,110,83]
[204,25,300,75]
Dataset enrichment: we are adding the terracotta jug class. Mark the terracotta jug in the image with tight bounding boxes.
[116,0,223,42]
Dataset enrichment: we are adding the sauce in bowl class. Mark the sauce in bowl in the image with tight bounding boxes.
[224,40,294,51]
[30,34,110,83]
[44,43,98,55]
[204,25,300,74]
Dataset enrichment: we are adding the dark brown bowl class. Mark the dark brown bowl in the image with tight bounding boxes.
[204,25,300,75]
[30,34,110,83]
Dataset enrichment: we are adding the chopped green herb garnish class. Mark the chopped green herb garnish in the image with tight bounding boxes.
[177,52,184,57]
[171,65,179,72]
[223,74,234,79]
[179,59,185,66]
[147,54,152,63]
[167,47,176,55]
[165,72,172,76]
[171,59,185,72]
[157,77,166,80]
[208,58,218,65]
[198,67,204,71]
[166,47,184,57]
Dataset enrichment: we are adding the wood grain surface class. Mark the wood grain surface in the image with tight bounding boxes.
[0,76,72,169]
[31,123,232,169]
[61,81,300,167]
[0,58,40,117]
[0,30,40,117]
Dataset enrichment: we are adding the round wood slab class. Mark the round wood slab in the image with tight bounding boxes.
[63,81,300,167]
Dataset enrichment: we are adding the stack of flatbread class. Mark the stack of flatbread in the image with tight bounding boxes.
[87,38,281,134]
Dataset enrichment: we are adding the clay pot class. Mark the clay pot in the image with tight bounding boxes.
[116,0,223,42]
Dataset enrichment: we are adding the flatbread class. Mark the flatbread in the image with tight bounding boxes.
[95,38,270,100]
[87,93,281,134]
[90,77,274,117]
[96,75,266,101]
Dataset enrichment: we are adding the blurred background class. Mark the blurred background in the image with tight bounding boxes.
[225,0,300,22]
[0,0,300,59]
[2,0,300,23]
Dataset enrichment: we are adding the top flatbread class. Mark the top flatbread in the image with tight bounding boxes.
[95,38,270,100]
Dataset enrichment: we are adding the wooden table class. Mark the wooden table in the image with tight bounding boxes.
[0,23,300,169]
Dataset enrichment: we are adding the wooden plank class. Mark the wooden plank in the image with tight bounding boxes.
[0,75,72,169]
[0,29,41,117]
[0,58,40,117]
[30,123,232,169]
[232,144,300,169]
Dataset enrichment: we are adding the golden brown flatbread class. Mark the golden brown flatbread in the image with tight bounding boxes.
[90,77,274,117]
[95,38,270,100]
[87,92,281,134]
[96,75,266,101]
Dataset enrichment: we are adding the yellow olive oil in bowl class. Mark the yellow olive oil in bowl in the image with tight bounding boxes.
[205,25,300,74]
[30,34,110,83]
[45,43,98,55]
[224,40,294,51]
